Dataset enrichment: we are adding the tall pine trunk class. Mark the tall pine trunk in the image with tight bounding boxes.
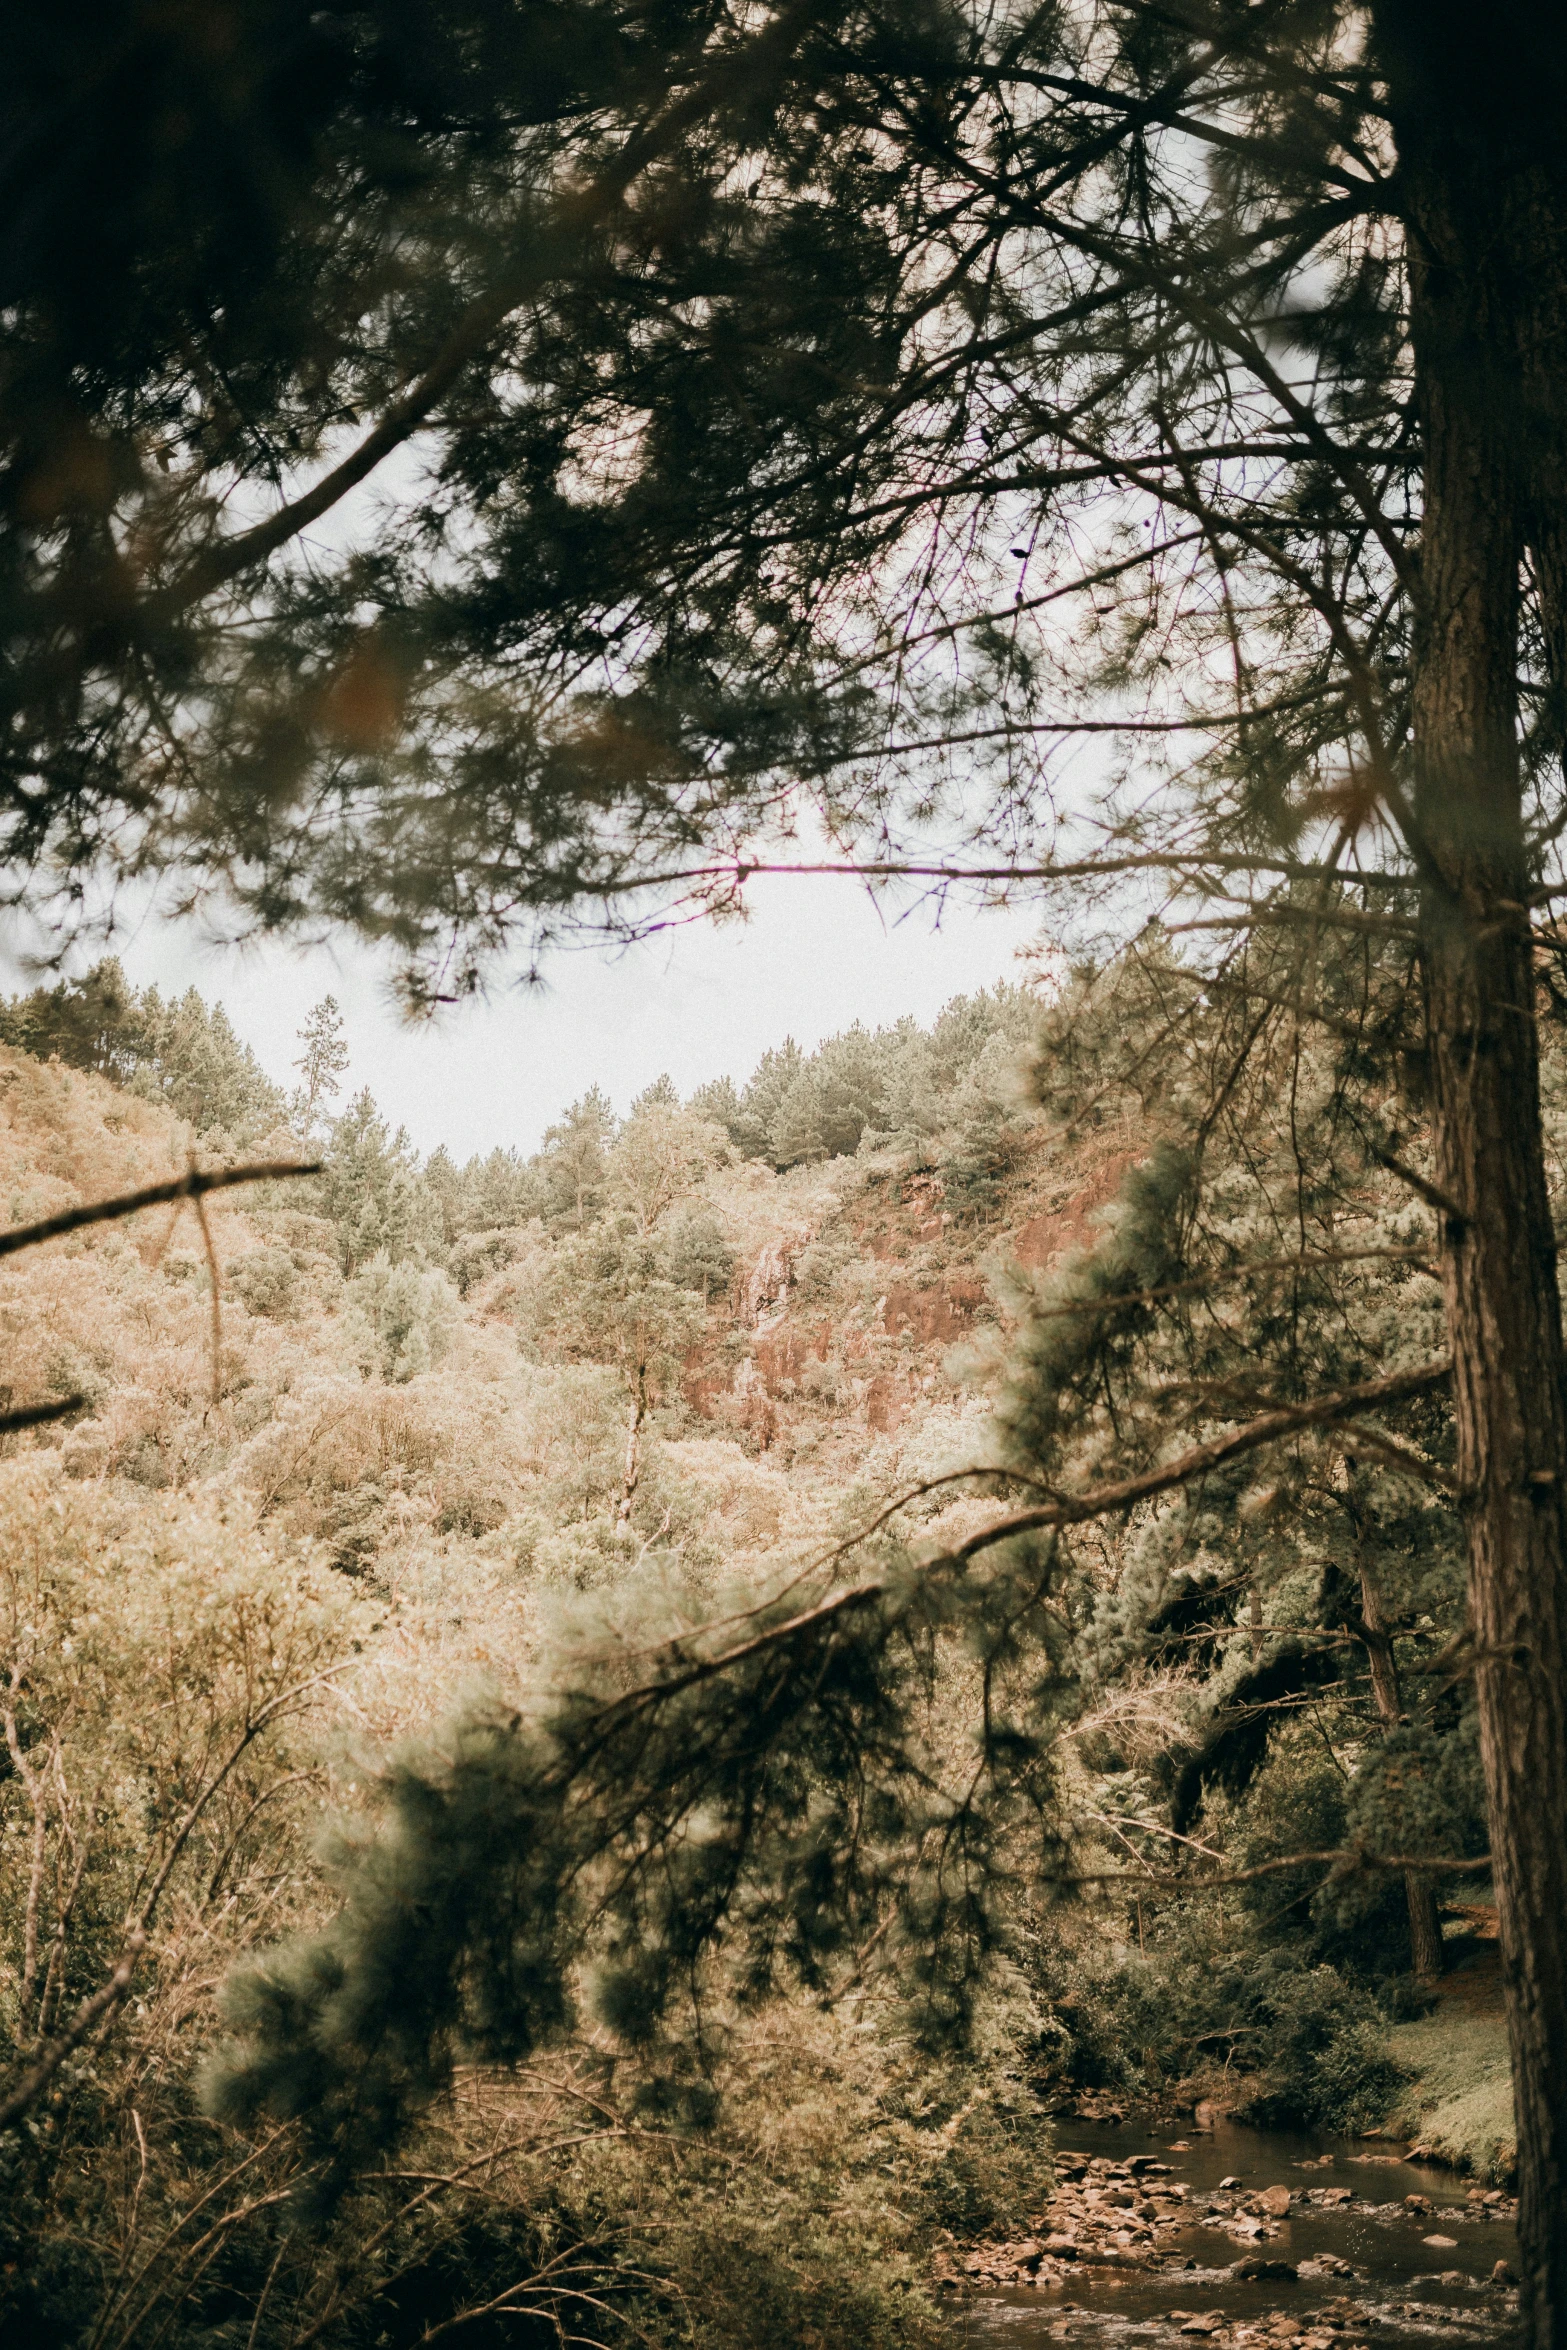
[618,1365,647,1527]
[1391,19,1567,2329]
[1355,1550,1445,1981]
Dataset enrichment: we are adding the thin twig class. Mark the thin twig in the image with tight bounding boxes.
[192,1185,223,1405]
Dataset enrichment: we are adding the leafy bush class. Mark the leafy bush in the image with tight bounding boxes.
[1025,1908,1410,2133]
[229,1244,299,1319]
[346,1254,459,1381]
[1240,1968,1409,2133]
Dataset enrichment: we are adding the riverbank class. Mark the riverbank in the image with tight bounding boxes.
[1384,1932,1514,2185]
[1036,1928,1515,2190]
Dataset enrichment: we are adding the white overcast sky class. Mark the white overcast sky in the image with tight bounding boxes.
[2,875,1045,1161]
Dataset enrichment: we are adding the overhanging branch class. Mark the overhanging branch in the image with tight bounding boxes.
[159,0,831,612]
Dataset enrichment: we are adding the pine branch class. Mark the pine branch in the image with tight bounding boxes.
[595,1359,1453,1726]
[613,852,1413,897]
[1067,1846,1492,1892]
[947,1358,1453,1558]
[158,0,833,610]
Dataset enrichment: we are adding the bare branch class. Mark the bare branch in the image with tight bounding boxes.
[0,1160,319,1262]
[947,1358,1453,1562]
[0,1394,84,1435]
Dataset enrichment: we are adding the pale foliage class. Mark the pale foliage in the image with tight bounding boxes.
[0,1019,1070,2345]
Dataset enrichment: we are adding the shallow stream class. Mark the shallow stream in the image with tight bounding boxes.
[965,2118,1518,2350]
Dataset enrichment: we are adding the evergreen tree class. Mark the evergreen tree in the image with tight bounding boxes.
[425,1142,544,1243]
[346,1254,459,1383]
[318,1090,438,1272]
[133,986,288,1140]
[539,1224,706,1522]
[290,995,349,1136]
[659,1205,735,1304]
[768,1026,889,1166]
[0,959,286,1138]
[536,1088,617,1229]
[730,1040,804,1163]
[0,957,143,1080]
[685,1073,745,1147]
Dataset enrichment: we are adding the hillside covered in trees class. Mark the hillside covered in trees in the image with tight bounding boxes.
[0,947,1516,2348]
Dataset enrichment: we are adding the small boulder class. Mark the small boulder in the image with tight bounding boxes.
[1491,2261,1519,2288]
[1233,2256,1300,2283]
[1257,2185,1293,2217]
[1423,2234,1459,2249]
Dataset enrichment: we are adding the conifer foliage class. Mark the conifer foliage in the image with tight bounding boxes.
[0,958,288,1142]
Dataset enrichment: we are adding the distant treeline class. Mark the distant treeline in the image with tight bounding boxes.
[1,962,1044,1268]
[0,958,288,1142]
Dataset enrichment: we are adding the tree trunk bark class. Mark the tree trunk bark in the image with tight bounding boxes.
[617,1368,647,1528]
[1393,63,1567,2336]
[1355,1557,1445,1982]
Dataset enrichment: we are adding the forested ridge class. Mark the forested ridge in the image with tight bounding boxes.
[0,949,1518,2347]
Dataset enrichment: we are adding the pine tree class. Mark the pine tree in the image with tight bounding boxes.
[0,958,143,1079]
[0,959,287,1137]
[536,1089,617,1229]
[291,996,350,1136]
[318,1090,438,1272]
